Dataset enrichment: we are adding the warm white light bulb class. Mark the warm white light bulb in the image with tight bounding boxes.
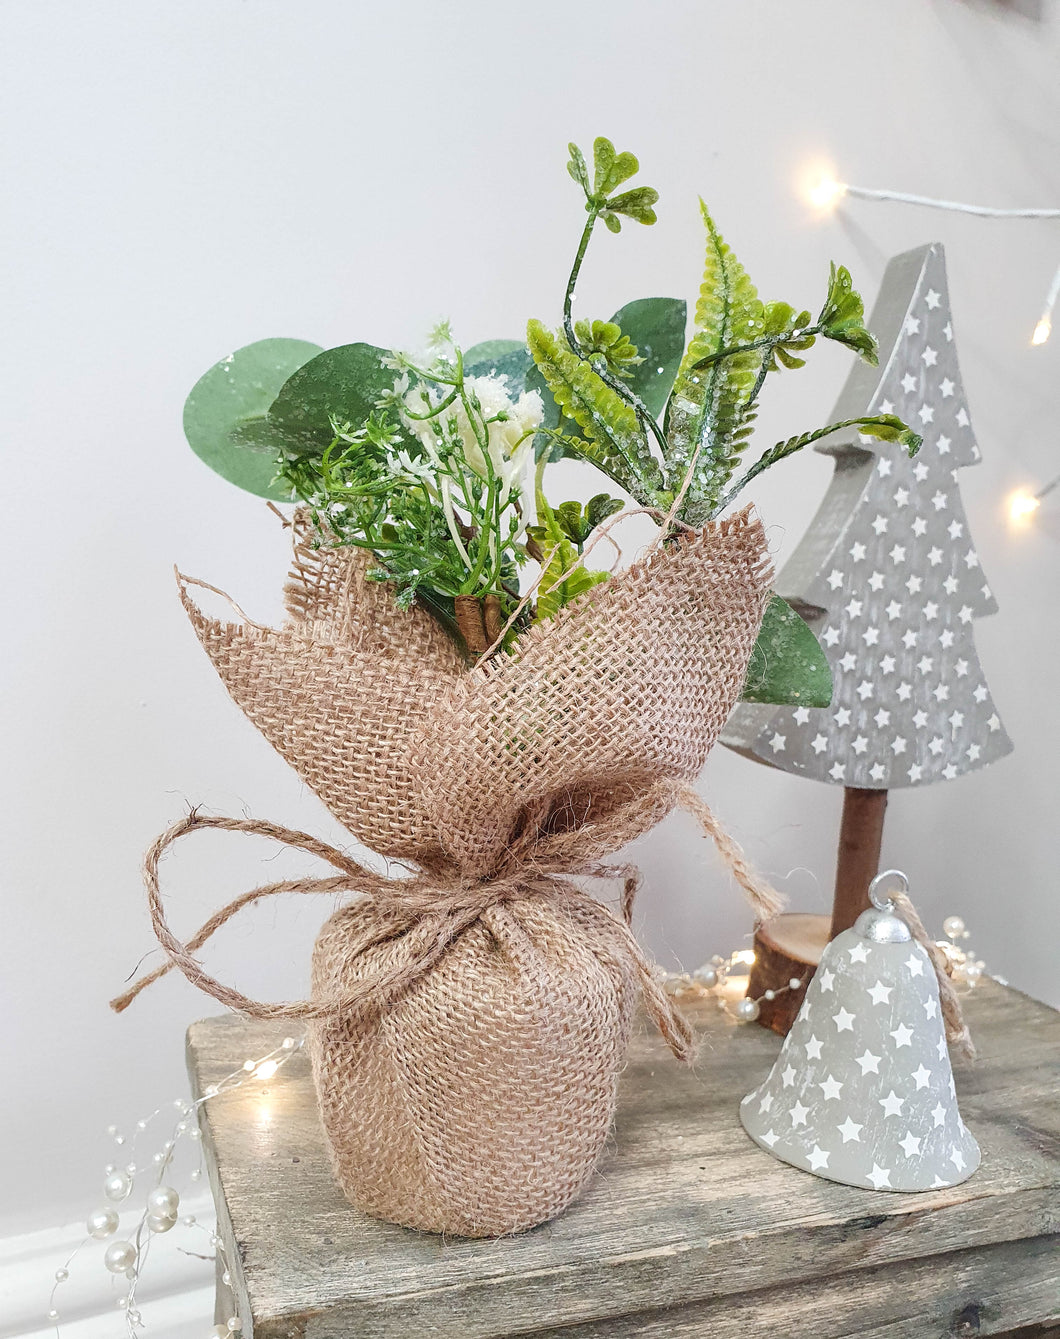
[254,1059,280,1081]
[1032,316,1052,346]
[1008,490,1041,525]
[807,176,848,210]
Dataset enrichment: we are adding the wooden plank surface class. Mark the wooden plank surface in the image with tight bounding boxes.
[186,979,1060,1339]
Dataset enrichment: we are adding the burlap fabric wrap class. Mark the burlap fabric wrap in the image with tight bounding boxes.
[116,507,778,1237]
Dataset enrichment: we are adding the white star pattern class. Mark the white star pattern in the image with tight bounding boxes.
[879,1091,905,1118]
[890,1023,914,1048]
[867,981,892,1006]
[867,1164,892,1190]
[912,1065,932,1089]
[804,1036,823,1060]
[789,1101,809,1128]
[899,1132,922,1157]
[761,1128,779,1148]
[819,969,835,992]
[906,954,925,978]
[807,1145,830,1171]
[819,1075,844,1101]
[856,1050,881,1075]
[837,1117,862,1143]
[848,943,869,964]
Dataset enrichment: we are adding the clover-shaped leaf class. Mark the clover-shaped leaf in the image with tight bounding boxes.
[592,137,639,197]
[566,137,659,229]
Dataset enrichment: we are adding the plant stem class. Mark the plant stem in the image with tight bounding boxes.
[688,325,824,375]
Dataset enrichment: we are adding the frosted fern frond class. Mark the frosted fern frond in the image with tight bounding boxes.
[665,204,766,524]
[526,320,663,503]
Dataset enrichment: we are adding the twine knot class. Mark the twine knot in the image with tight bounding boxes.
[110,785,788,1065]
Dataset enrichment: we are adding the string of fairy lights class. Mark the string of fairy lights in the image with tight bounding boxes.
[46,918,988,1332]
[662,914,992,1017]
[46,1037,303,1338]
[804,170,1058,531]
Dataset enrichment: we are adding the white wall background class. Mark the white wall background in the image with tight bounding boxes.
[2,0,1057,1294]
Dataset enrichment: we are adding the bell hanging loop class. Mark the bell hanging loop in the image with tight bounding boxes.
[868,868,910,913]
[856,869,912,944]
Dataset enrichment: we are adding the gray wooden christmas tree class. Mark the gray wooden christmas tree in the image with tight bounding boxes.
[722,243,1013,1025]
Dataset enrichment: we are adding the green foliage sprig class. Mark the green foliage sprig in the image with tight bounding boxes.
[527,137,922,529]
[181,134,921,699]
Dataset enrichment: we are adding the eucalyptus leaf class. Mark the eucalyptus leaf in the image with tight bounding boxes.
[183,338,323,500]
[464,341,533,390]
[267,342,396,458]
[741,594,833,707]
[463,339,526,366]
[609,297,686,419]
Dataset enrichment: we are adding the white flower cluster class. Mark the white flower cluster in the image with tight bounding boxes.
[397,373,543,501]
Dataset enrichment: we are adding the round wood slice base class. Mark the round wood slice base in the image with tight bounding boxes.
[748,913,831,1037]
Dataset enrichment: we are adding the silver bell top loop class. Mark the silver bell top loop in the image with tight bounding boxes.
[868,868,910,912]
[855,869,912,944]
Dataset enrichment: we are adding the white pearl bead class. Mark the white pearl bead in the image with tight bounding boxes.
[943,915,966,940]
[692,965,718,989]
[148,1186,180,1217]
[104,1163,117,1175]
[104,1171,132,1202]
[964,960,983,983]
[55,1268,69,1282]
[128,1310,143,1325]
[47,1309,59,1321]
[282,1036,297,1049]
[789,977,802,990]
[222,1270,232,1285]
[136,1120,147,1131]
[182,1215,197,1227]
[190,1169,202,1182]
[189,1128,202,1141]
[211,1326,229,1338]
[148,1213,176,1233]
[106,1125,118,1137]
[103,1240,136,1274]
[116,1295,128,1309]
[735,997,761,1022]
[87,1207,119,1238]
[227,1318,243,1332]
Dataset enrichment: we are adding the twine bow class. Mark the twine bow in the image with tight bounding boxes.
[111,784,786,1065]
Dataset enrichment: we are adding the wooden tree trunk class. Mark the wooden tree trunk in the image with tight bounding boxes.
[749,787,888,1037]
[830,787,888,937]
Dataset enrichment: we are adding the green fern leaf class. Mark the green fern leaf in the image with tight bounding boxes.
[526,319,663,502]
[719,415,922,511]
[665,204,766,524]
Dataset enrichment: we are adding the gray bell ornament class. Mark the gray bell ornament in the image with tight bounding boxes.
[740,871,979,1192]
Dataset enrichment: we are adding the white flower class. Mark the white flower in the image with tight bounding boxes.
[452,374,543,491]
[389,448,433,481]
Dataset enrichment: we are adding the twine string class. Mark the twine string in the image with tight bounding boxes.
[892,890,975,1059]
[111,785,784,1064]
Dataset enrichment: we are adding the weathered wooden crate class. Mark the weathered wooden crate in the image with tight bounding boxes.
[187,978,1059,1338]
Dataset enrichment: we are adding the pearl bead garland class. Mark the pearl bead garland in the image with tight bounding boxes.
[45,1036,303,1336]
[664,949,807,1023]
[661,910,986,1024]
